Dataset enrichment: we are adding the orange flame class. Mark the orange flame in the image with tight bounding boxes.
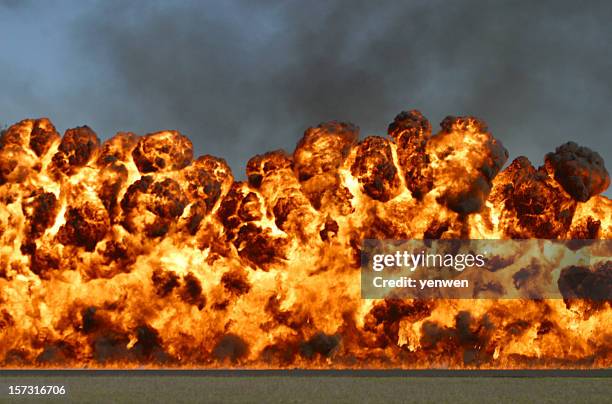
[0,111,610,368]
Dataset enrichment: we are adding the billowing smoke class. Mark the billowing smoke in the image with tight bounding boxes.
[1,1,611,198]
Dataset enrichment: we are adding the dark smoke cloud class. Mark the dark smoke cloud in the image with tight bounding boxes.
[4,1,612,197]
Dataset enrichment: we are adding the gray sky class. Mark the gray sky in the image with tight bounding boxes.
[1,0,610,196]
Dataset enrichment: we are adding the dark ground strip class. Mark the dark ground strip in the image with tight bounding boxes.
[1,375,610,404]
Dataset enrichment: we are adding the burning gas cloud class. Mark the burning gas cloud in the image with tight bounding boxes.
[0,110,610,368]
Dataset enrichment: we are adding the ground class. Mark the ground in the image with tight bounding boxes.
[1,371,610,403]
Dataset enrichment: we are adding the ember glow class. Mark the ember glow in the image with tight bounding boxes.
[0,110,610,368]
